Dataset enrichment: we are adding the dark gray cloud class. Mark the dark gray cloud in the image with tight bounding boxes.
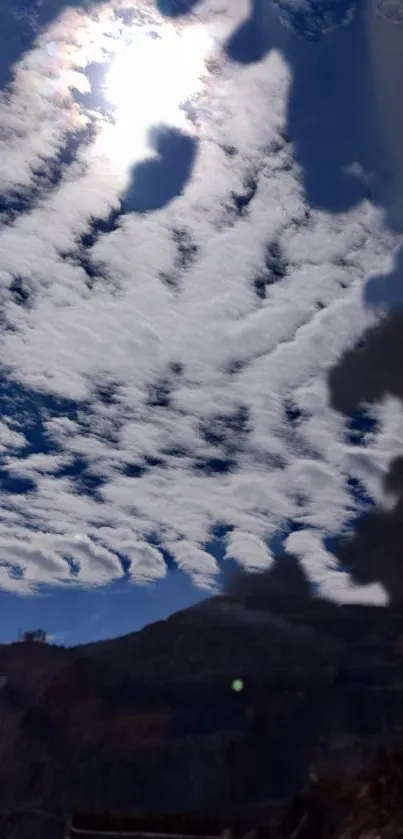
[333,457,403,602]
[329,311,403,413]
[328,281,403,600]
[225,553,313,612]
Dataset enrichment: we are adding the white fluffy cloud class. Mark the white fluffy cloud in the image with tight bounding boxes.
[0,0,401,600]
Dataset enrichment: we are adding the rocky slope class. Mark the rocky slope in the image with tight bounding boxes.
[2,560,403,837]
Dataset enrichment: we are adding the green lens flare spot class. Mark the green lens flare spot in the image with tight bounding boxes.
[232,678,244,693]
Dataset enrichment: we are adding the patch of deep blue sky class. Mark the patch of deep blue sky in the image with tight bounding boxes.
[0,0,393,641]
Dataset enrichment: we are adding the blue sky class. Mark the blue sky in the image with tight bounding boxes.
[0,567,207,646]
[0,0,403,642]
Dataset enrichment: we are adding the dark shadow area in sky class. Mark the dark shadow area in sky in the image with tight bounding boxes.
[225,553,315,613]
[323,476,375,561]
[121,127,198,214]
[226,0,386,215]
[328,307,403,602]
[334,457,403,602]
[329,310,403,412]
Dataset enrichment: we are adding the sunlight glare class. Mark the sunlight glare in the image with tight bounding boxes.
[98,23,212,168]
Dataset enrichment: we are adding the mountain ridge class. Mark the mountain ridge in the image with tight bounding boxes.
[1,564,403,837]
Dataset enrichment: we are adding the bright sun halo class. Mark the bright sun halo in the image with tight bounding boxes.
[97,22,212,167]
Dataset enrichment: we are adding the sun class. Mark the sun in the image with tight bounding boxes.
[106,25,209,125]
[96,20,213,167]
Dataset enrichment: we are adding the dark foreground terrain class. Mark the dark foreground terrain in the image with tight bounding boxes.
[2,558,403,838]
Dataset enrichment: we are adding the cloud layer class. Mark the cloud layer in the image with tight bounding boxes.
[0,0,401,601]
